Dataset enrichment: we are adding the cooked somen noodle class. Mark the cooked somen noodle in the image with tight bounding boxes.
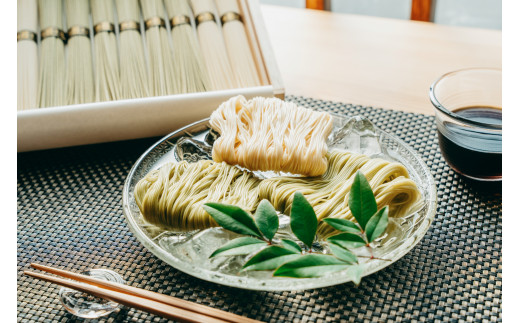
[134,160,261,231]
[134,150,422,234]
[209,95,333,177]
[258,150,423,237]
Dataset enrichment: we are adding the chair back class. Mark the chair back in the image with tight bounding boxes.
[305,0,433,22]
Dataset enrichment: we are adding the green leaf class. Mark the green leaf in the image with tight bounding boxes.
[203,203,262,238]
[346,264,364,285]
[322,218,362,233]
[280,239,302,253]
[273,254,350,278]
[328,243,358,264]
[242,246,301,271]
[255,200,279,241]
[348,171,378,230]
[210,237,267,258]
[290,192,318,248]
[365,206,389,243]
[327,232,367,249]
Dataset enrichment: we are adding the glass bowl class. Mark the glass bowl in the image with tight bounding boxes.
[122,114,437,291]
[59,268,125,318]
[430,68,502,182]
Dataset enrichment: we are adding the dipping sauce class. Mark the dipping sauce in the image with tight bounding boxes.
[437,106,502,180]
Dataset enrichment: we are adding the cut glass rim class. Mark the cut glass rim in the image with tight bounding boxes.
[429,67,502,130]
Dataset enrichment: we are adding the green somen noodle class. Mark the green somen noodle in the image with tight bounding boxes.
[134,151,422,236]
[134,160,261,231]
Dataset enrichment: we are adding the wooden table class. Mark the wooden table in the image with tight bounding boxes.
[260,5,502,115]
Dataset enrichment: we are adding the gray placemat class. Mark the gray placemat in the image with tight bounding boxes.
[17,96,502,322]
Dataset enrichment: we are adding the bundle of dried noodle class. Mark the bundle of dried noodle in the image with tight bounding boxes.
[210,95,333,176]
[215,0,261,88]
[91,0,121,101]
[164,0,209,93]
[17,0,38,110]
[38,0,66,108]
[65,0,94,105]
[140,0,177,96]
[115,0,150,99]
[190,0,237,90]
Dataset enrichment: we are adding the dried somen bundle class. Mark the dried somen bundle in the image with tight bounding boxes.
[115,0,150,99]
[215,0,261,88]
[38,0,66,107]
[17,0,38,110]
[164,0,209,93]
[190,0,237,90]
[91,0,121,101]
[65,0,94,105]
[140,0,177,96]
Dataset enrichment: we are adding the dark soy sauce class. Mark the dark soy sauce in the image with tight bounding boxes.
[437,106,502,181]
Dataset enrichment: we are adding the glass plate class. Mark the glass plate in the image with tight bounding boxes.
[122,114,437,291]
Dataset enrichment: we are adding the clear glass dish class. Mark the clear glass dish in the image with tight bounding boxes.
[122,114,437,291]
[59,269,125,319]
[429,68,502,182]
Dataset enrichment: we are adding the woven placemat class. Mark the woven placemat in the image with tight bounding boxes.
[17,96,502,322]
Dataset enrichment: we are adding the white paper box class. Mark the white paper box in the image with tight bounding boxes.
[17,0,284,152]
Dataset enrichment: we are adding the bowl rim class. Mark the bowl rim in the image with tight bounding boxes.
[429,67,502,130]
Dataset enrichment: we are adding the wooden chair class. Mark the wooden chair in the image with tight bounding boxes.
[305,0,433,22]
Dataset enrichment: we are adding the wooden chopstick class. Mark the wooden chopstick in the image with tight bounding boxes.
[25,263,263,323]
[24,270,223,323]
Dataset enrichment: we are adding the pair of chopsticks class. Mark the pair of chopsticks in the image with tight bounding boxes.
[24,263,263,323]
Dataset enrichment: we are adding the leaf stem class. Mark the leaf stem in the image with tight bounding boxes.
[357,255,392,262]
[369,246,374,259]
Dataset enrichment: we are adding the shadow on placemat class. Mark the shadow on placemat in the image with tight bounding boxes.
[17,96,501,322]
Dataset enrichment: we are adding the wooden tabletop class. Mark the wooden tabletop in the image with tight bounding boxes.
[260,5,502,115]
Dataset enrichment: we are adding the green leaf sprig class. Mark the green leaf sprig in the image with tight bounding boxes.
[203,171,389,285]
[323,171,389,260]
